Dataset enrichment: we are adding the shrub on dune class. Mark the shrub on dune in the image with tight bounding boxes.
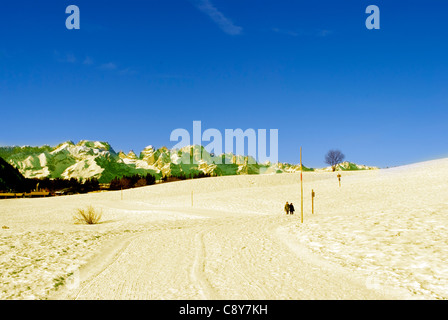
[73,206,102,225]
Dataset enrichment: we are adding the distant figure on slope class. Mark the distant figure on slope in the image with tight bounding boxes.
[289,203,295,215]
[284,202,290,215]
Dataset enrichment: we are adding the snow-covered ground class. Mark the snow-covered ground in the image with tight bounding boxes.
[1,158,447,299]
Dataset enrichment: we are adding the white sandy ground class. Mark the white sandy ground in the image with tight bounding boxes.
[1,158,448,299]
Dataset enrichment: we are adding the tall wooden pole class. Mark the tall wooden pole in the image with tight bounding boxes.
[300,147,303,223]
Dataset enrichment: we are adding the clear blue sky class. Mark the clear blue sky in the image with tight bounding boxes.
[1,0,447,168]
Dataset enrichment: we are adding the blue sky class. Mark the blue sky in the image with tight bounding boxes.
[0,0,447,168]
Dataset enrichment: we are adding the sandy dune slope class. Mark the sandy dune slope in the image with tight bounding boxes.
[1,158,448,299]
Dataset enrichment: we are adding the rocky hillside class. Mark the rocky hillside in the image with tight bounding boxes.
[0,140,378,183]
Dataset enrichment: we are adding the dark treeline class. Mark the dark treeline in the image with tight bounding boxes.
[162,171,212,181]
[0,175,101,195]
[30,177,100,194]
[109,173,156,190]
[110,171,212,190]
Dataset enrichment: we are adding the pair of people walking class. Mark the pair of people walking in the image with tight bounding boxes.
[284,201,295,215]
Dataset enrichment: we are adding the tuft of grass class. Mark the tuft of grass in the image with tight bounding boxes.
[53,276,66,289]
[73,206,102,225]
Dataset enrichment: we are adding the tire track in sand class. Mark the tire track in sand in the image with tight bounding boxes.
[191,230,220,300]
[61,219,210,299]
[56,212,390,299]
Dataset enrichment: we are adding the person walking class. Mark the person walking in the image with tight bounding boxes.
[289,203,295,215]
[284,201,290,215]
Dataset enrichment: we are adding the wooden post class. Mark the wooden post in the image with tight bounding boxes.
[311,189,315,214]
[300,147,303,224]
[337,174,341,187]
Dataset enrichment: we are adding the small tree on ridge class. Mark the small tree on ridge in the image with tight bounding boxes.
[325,149,345,172]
